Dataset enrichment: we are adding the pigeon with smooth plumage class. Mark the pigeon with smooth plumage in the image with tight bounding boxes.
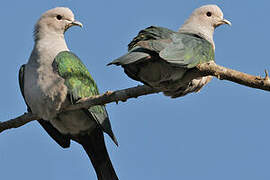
[108,5,231,98]
[19,7,118,180]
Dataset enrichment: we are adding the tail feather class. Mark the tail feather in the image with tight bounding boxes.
[107,46,150,66]
[77,128,118,180]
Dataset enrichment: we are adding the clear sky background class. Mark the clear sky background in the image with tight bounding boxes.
[1,0,270,180]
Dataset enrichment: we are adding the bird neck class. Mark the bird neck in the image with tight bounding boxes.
[29,34,69,66]
[179,21,215,50]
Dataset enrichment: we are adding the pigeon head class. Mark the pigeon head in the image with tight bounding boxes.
[34,7,82,41]
[179,4,231,47]
[191,5,231,28]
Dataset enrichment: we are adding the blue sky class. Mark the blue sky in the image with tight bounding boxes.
[1,0,270,180]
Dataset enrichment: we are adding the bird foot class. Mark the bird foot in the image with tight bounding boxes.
[264,69,269,81]
[105,91,113,96]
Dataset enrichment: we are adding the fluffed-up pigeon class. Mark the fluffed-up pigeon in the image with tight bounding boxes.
[108,5,231,98]
[19,7,118,180]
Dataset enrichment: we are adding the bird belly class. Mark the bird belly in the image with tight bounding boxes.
[24,64,68,120]
[166,75,212,98]
[51,110,97,135]
[134,60,187,91]
[24,64,97,135]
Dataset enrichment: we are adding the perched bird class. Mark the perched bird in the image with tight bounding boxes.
[108,5,231,98]
[19,7,118,180]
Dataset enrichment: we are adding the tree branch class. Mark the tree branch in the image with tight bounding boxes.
[65,84,160,111]
[0,85,159,133]
[1,61,270,134]
[0,113,40,133]
[197,61,270,91]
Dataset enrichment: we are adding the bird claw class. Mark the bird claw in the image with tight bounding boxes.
[255,76,262,80]
[264,69,269,80]
[105,91,113,96]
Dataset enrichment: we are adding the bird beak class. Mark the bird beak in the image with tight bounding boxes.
[220,19,231,26]
[71,20,83,28]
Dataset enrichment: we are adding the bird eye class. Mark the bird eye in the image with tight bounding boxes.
[56,15,62,20]
[206,12,212,17]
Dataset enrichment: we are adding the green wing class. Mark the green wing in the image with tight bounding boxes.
[128,26,175,51]
[54,51,117,145]
[108,26,175,66]
[125,26,214,69]
[54,51,99,101]
[159,33,215,68]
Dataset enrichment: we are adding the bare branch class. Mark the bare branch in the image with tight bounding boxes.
[197,61,270,91]
[65,84,160,111]
[0,85,159,133]
[0,113,40,133]
[1,61,270,134]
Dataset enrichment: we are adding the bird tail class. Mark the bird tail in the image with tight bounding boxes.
[78,128,118,180]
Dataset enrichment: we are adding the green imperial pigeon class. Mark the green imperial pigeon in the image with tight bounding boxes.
[108,5,231,98]
[18,7,118,180]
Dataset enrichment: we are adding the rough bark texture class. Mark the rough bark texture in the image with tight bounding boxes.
[197,61,270,91]
[0,85,159,133]
[1,62,270,133]
[65,85,160,111]
[0,113,40,133]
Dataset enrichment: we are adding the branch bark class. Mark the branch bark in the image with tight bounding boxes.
[197,61,270,91]
[0,85,159,133]
[1,62,269,134]
[0,113,40,133]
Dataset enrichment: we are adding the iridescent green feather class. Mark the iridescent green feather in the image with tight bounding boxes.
[128,26,175,50]
[54,51,104,115]
[159,33,215,68]
[127,26,215,68]
[53,51,117,145]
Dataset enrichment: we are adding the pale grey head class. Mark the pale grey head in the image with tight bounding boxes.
[179,4,231,47]
[34,7,83,41]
